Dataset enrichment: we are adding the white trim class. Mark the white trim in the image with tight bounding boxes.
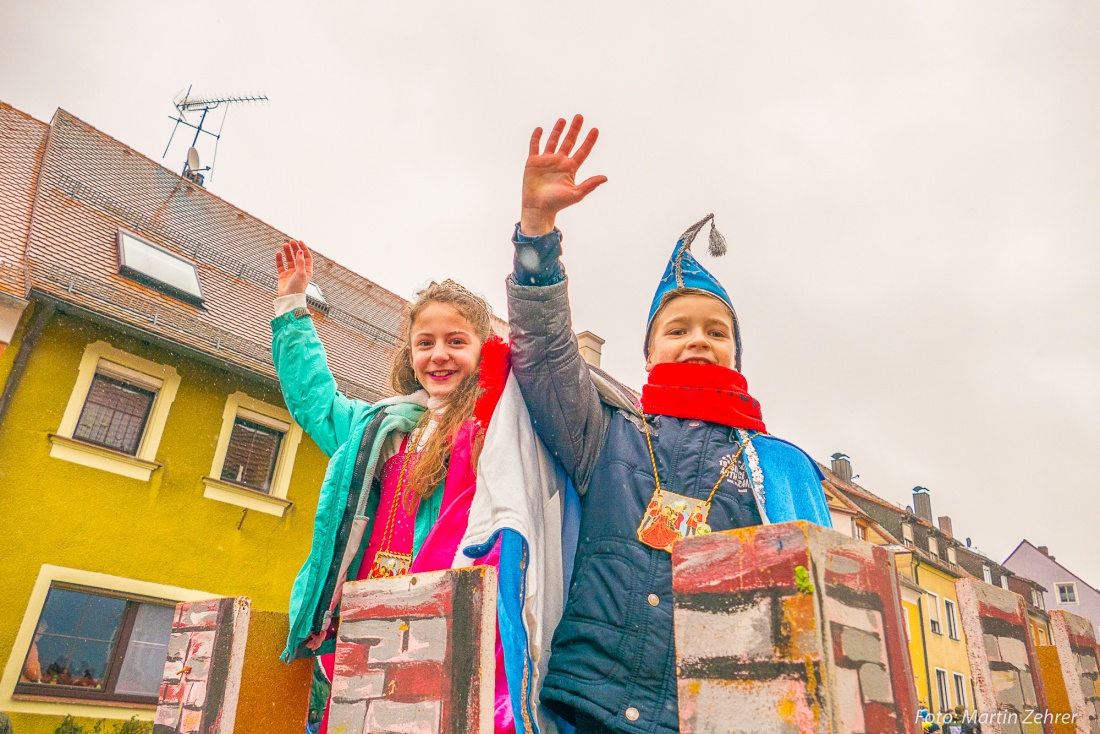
[202,391,302,515]
[1055,581,1079,605]
[934,667,951,713]
[0,565,213,720]
[51,341,180,480]
[944,598,960,641]
[952,671,967,709]
[202,477,294,517]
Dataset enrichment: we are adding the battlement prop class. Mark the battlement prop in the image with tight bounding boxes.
[1048,610,1100,734]
[955,578,1049,734]
[153,598,313,734]
[327,566,498,734]
[672,521,920,734]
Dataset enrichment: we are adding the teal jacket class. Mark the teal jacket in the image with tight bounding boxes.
[272,310,425,660]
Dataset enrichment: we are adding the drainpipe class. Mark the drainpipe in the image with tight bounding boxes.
[0,301,55,427]
[913,555,935,711]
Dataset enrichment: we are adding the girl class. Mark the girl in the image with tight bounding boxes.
[272,240,517,734]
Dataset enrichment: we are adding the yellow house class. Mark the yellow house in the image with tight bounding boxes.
[0,101,405,733]
[824,459,974,715]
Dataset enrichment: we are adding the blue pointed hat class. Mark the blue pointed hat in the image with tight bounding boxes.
[645,213,742,371]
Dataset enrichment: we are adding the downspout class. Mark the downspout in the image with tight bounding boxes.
[0,301,55,427]
[913,555,935,710]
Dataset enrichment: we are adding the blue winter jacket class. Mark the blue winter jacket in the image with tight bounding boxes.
[506,229,832,734]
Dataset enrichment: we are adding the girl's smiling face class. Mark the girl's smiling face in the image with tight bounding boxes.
[409,301,483,400]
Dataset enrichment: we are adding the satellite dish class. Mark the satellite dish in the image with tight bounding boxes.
[186,147,201,171]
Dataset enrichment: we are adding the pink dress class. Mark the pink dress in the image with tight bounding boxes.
[317,421,514,734]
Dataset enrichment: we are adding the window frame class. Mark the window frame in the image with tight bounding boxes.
[202,392,303,517]
[935,668,951,713]
[12,583,174,706]
[1056,582,1078,605]
[0,565,211,721]
[926,592,942,635]
[902,523,914,546]
[944,598,959,640]
[983,565,993,584]
[952,672,967,710]
[116,229,204,306]
[928,536,939,559]
[49,342,181,481]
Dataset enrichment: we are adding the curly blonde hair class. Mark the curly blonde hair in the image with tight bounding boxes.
[391,280,493,501]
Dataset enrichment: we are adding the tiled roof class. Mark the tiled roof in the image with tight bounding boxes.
[0,102,49,298]
[13,106,422,401]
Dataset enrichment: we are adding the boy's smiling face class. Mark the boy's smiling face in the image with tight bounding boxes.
[645,293,736,372]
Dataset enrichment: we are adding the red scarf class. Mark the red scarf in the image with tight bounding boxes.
[641,362,767,433]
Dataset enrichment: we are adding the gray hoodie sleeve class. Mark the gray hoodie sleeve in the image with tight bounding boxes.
[506,274,609,493]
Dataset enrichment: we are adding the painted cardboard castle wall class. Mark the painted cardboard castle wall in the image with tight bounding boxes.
[955,578,1048,734]
[672,520,920,734]
[1048,610,1100,734]
[327,566,497,734]
[153,598,312,734]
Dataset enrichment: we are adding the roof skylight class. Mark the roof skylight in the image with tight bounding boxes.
[117,230,203,305]
[306,281,325,303]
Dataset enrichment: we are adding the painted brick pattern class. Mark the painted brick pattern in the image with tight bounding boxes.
[1049,611,1100,734]
[956,578,1048,734]
[154,598,250,734]
[154,599,313,734]
[328,566,497,734]
[672,520,920,734]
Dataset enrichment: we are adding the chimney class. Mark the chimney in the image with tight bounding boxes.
[938,516,953,538]
[576,331,605,368]
[830,453,853,483]
[1037,546,1049,557]
[912,487,932,523]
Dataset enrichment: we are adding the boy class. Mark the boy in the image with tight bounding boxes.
[506,116,832,734]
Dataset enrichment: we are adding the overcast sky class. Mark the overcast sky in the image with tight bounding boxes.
[3,1,1097,583]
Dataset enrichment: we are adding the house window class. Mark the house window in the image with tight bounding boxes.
[983,566,992,584]
[1000,575,1010,590]
[926,593,942,635]
[1056,583,1078,605]
[928,536,939,559]
[202,392,303,517]
[902,523,914,546]
[946,546,957,565]
[14,584,173,704]
[935,669,950,712]
[117,230,203,305]
[953,673,967,709]
[220,417,283,492]
[72,373,156,456]
[1031,588,1044,609]
[944,599,959,640]
[49,342,181,481]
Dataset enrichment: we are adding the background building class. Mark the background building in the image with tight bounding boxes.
[1005,541,1100,641]
[0,100,409,734]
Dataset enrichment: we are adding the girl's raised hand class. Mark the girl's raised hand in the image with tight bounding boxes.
[520,115,608,237]
[275,240,313,298]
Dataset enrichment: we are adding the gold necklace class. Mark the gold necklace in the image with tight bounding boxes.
[368,421,428,578]
[636,416,759,553]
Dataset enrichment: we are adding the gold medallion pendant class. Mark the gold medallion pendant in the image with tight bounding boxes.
[368,550,412,579]
[636,488,713,553]
[637,418,760,554]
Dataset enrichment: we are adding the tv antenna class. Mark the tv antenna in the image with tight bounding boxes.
[163,85,268,187]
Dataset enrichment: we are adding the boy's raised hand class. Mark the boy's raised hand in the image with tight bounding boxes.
[521,115,607,237]
[275,240,313,298]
